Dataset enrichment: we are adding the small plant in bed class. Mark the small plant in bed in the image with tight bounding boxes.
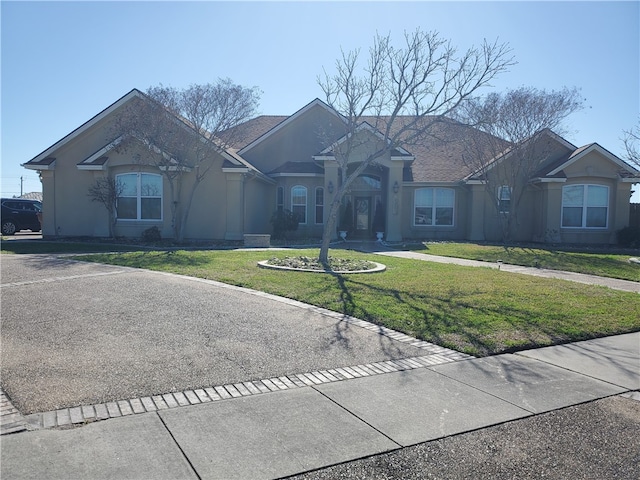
[267,255,375,272]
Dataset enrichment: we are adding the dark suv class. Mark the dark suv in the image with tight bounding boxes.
[1,198,42,235]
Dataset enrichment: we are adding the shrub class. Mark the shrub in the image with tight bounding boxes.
[141,226,162,242]
[270,209,299,240]
[338,200,354,233]
[617,226,640,247]
[372,200,385,234]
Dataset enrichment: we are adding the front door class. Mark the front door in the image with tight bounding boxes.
[354,196,371,238]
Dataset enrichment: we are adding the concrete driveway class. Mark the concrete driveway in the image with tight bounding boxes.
[1,254,425,414]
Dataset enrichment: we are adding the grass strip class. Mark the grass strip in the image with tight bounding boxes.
[410,242,640,282]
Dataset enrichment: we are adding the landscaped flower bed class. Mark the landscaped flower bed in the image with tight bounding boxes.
[263,256,383,273]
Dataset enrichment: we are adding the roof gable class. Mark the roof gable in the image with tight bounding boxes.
[237,98,344,155]
[545,142,639,178]
[23,89,145,167]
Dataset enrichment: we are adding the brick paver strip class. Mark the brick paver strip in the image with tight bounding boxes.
[278,376,298,389]
[251,381,272,394]
[129,398,145,414]
[194,389,212,402]
[140,397,157,411]
[287,376,308,388]
[231,383,249,396]
[297,374,318,386]
[343,366,363,378]
[56,409,71,426]
[204,387,222,400]
[153,395,170,409]
[118,400,133,416]
[214,386,233,399]
[242,382,263,395]
[311,371,331,383]
[94,404,109,420]
[333,367,355,379]
[183,390,201,405]
[259,379,281,392]
[172,392,190,406]
[106,402,121,417]
[161,394,179,409]
[12,342,471,434]
[269,378,288,390]
[81,405,96,420]
[41,411,56,428]
[318,370,339,382]
[222,385,242,398]
[69,406,83,424]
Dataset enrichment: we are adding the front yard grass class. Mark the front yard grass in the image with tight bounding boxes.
[76,248,640,357]
[410,242,640,282]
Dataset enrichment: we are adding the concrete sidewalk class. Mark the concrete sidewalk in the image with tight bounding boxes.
[2,332,637,480]
[371,249,640,293]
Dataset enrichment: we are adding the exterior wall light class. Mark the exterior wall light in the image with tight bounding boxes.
[393,181,399,194]
[328,181,334,193]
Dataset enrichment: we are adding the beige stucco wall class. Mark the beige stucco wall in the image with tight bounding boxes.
[241,104,346,173]
[34,102,274,241]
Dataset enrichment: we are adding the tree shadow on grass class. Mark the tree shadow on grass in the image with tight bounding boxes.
[322,273,612,357]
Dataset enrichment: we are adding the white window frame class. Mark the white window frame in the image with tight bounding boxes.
[116,172,163,221]
[291,185,307,224]
[413,188,455,227]
[315,187,324,224]
[561,184,609,229]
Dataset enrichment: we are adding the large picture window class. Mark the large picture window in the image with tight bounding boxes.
[291,185,307,224]
[116,173,162,220]
[562,184,608,228]
[414,188,455,226]
[315,187,324,224]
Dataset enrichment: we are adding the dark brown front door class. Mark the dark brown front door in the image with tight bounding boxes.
[354,197,371,238]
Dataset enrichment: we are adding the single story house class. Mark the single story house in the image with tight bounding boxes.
[23,89,640,244]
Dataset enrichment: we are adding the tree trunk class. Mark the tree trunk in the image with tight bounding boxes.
[177,178,201,242]
[319,196,342,263]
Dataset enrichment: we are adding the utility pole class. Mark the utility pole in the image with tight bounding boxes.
[20,176,24,197]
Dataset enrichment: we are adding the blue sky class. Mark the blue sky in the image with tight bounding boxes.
[2,1,639,199]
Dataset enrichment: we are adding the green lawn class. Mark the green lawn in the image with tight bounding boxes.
[74,248,640,357]
[410,242,640,282]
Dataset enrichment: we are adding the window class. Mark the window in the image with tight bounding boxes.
[315,187,324,224]
[497,186,511,213]
[291,185,307,224]
[562,184,608,228]
[276,186,284,212]
[116,173,162,220]
[414,188,455,226]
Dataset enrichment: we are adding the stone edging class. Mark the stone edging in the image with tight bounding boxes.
[257,260,387,274]
[17,350,470,432]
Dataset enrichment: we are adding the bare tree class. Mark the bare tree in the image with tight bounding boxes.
[88,176,123,238]
[623,119,640,169]
[114,80,260,241]
[456,86,584,242]
[316,29,515,262]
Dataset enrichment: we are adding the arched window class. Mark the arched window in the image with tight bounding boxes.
[414,188,454,226]
[562,184,608,228]
[315,187,324,224]
[116,173,162,220]
[291,185,307,224]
